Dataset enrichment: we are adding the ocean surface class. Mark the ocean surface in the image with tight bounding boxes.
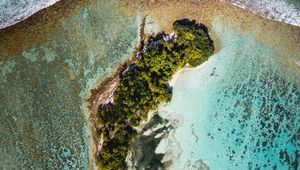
[226,0,300,26]
[150,19,300,169]
[0,1,140,169]
[0,0,60,29]
[1,0,300,29]
[1,0,300,170]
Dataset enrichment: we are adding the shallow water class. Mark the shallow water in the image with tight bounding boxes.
[1,0,300,30]
[154,20,300,169]
[0,1,140,169]
[1,0,300,169]
[226,0,300,26]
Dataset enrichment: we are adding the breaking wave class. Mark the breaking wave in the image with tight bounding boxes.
[0,0,59,29]
[1,0,300,29]
[227,0,300,26]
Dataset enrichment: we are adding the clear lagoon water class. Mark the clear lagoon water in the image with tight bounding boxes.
[0,1,140,169]
[1,0,300,169]
[155,20,300,170]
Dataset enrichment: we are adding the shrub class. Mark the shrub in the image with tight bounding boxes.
[97,19,214,169]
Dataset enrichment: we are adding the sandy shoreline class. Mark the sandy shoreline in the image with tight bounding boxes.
[132,0,300,60]
[168,68,184,87]
[79,0,300,168]
[1,0,299,169]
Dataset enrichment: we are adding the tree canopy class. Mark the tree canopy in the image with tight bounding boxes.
[97,19,214,170]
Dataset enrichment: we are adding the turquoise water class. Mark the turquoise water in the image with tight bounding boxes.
[1,1,300,169]
[0,1,140,169]
[287,0,300,10]
[157,20,300,169]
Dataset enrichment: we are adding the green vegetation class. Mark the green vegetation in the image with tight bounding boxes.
[96,19,214,170]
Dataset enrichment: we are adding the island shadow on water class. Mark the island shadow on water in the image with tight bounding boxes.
[127,114,174,170]
[94,18,214,169]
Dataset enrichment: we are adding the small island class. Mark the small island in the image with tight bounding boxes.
[95,19,214,170]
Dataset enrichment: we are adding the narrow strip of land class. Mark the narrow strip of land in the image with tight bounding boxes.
[94,19,214,170]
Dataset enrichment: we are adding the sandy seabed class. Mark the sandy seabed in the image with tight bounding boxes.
[0,0,299,169]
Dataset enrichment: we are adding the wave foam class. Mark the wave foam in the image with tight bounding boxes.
[0,0,60,29]
[1,0,300,29]
[227,0,300,26]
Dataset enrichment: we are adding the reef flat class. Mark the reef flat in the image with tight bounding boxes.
[152,21,300,169]
[1,0,299,169]
[0,1,140,169]
[95,19,214,169]
[127,1,300,169]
